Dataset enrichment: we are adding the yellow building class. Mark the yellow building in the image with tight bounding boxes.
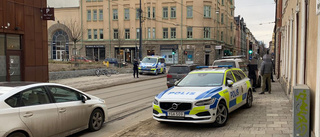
[48,0,235,65]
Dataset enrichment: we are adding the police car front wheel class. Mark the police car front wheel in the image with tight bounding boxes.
[213,102,228,127]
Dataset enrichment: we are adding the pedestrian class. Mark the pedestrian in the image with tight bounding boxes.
[260,50,273,94]
[133,59,139,78]
[247,60,258,92]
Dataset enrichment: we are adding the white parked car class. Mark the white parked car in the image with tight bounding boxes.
[153,67,253,126]
[0,82,108,137]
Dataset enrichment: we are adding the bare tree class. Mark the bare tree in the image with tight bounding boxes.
[115,29,125,67]
[63,19,82,64]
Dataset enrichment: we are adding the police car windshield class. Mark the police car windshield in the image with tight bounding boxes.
[177,73,224,87]
[141,58,157,63]
[213,61,236,67]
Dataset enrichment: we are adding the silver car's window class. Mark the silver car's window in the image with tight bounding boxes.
[168,66,189,73]
[48,86,81,103]
[21,87,50,106]
[141,58,157,63]
[213,61,236,67]
[177,73,224,87]
[5,93,20,107]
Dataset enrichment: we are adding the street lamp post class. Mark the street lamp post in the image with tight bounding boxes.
[139,0,142,60]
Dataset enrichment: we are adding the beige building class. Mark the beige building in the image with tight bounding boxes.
[278,0,320,136]
[48,0,235,65]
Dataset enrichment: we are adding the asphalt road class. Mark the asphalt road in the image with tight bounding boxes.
[68,77,167,137]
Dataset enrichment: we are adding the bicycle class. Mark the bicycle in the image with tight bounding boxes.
[95,68,111,77]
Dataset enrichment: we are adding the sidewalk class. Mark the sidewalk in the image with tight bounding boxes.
[50,73,166,92]
[112,79,293,137]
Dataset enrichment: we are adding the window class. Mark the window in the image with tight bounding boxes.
[232,70,242,82]
[87,10,91,21]
[222,0,224,5]
[136,8,140,19]
[20,87,50,106]
[124,8,130,20]
[136,28,140,39]
[187,6,193,18]
[100,29,103,39]
[48,86,81,103]
[153,7,156,19]
[93,10,97,21]
[171,7,176,18]
[204,6,211,18]
[221,31,223,41]
[113,9,118,20]
[114,29,118,39]
[163,7,168,18]
[230,22,233,30]
[88,29,92,39]
[5,93,20,107]
[204,27,210,38]
[187,27,193,38]
[226,71,235,83]
[93,29,98,39]
[147,7,151,18]
[86,0,91,2]
[163,28,168,39]
[221,13,224,24]
[148,28,151,39]
[99,9,103,20]
[125,29,130,39]
[153,28,156,39]
[236,70,246,79]
[171,28,176,39]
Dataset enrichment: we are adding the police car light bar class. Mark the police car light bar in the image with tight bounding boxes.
[196,65,233,69]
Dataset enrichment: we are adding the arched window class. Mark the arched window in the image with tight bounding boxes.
[51,30,69,61]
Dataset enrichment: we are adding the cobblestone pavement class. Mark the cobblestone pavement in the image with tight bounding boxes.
[50,73,166,91]
[112,79,293,137]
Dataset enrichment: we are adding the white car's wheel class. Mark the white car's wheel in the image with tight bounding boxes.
[8,132,27,137]
[213,102,228,127]
[88,109,104,131]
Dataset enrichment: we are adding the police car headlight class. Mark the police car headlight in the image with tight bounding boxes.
[153,98,159,105]
[195,98,215,106]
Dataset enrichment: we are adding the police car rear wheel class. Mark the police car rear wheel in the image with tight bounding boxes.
[245,90,253,108]
[213,102,228,127]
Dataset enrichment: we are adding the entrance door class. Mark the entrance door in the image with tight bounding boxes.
[205,54,210,66]
[6,51,21,81]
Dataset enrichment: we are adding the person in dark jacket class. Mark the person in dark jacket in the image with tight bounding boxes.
[133,59,139,78]
[260,51,273,94]
[247,60,258,92]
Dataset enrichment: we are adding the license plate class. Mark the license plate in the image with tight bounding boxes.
[167,112,185,117]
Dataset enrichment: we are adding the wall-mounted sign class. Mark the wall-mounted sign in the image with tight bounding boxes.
[41,8,55,20]
[85,45,105,48]
[317,0,320,15]
[215,45,222,49]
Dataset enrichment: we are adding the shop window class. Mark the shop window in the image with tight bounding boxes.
[147,50,155,56]
[7,35,20,50]
[0,35,6,82]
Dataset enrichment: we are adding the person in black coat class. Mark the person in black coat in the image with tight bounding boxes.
[133,59,139,78]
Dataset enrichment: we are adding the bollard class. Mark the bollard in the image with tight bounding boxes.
[293,85,310,137]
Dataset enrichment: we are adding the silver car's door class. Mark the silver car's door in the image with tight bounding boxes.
[47,86,90,134]
[19,87,59,137]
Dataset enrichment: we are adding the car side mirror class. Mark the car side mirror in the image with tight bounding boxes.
[81,95,87,103]
[227,80,234,87]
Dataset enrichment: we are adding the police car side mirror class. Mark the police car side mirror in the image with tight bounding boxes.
[227,80,234,87]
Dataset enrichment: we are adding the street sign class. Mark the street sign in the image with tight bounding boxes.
[215,45,222,49]
[41,8,55,20]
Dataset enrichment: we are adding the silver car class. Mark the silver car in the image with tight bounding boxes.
[0,82,108,137]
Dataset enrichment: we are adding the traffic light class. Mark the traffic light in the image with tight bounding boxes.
[249,50,253,54]
[172,48,176,55]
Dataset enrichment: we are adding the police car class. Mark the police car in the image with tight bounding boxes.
[152,66,253,126]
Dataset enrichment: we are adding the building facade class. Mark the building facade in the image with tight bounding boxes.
[48,0,236,65]
[0,0,48,82]
[277,0,320,136]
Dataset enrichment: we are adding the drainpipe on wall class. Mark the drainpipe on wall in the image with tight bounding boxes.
[180,0,183,64]
[299,0,306,84]
[315,8,320,137]
[109,0,111,58]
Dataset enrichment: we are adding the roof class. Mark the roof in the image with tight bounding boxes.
[214,58,244,62]
[0,82,38,87]
[190,68,228,74]
[143,56,164,58]
[171,64,198,67]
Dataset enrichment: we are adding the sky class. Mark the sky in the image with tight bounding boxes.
[235,0,276,45]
